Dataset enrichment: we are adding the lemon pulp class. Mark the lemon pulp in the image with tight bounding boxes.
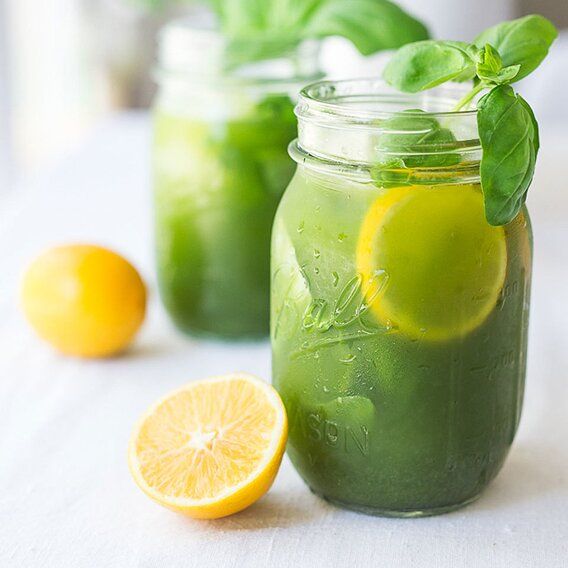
[356,184,507,341]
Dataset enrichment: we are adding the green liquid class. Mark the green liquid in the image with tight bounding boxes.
[154,96,297,339]
[271,167,532,515]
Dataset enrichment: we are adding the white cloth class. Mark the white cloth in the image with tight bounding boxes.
[1,113,567,567]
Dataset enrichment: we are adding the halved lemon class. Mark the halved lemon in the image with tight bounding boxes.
[356,184,507,341]
[128,373,287,519]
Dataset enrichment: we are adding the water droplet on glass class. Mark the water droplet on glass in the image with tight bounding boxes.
[332,271,339,287]
[314,249,321,259]
[297,221,305,234]
[340,354,356,364]
[338,232,347,242]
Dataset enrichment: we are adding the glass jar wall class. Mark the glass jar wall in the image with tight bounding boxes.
[271,80,532,516]
[153,16,321,339]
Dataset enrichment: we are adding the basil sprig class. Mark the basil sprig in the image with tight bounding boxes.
[210,0,429,67]
[383,15,557,226]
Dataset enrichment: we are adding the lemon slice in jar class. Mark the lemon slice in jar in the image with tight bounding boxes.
[356,184,507,341]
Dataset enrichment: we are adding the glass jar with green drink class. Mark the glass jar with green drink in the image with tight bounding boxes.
[271,79,533,516]
[153,16,321,339]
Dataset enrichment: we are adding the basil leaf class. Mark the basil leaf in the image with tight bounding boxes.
[494,65,521,84]
[303,0,429,55]
[383,40,476,93]
[216,0,428,66]
[474,15,557,82]
[217,0,321,35]
[371,111,461,188]
[478,85,539,225]
[370,158,412,189]
[377,112,460,168]
[476,44,521,85]
[476,44,502,77]
[224,36,302,68]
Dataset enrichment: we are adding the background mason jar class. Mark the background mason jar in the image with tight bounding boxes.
[153,16,322,339]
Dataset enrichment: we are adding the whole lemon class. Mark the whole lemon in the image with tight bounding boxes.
[21,245,146,357]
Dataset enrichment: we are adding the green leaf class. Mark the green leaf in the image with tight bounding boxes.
[476,44,502,76]
[217,0,321,36]
[476,44,521,85]
[303,0,429,55]
[474,15,558,82]
[494,65,521,84]
[383,41,476,93]
[224,36,301,68]
[478,85,539,225]
[371,111,461,188]
[214,0,429,66]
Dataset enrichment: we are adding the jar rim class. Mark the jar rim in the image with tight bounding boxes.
[297,78,478,123]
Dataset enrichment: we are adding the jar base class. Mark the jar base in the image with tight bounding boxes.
[318,492,482,518]
[171,322,269,343]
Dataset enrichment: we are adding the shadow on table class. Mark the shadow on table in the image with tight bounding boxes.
[466,442,566,515]
[202,491,329,531]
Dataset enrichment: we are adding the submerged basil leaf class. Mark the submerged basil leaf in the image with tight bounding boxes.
[371,111,461,188]
[478,85,539,226]
[383,40,476,93]
[474,15,558,82]
[370,158,412,189]
[377,113,460,167]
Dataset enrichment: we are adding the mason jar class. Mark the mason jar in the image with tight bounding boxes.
[153,16,321,339]
[271,79,532,516]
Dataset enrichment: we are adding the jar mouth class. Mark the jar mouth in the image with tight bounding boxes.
[294,78,482,180]
[297,79,478,122]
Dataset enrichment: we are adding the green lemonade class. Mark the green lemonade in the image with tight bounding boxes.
[271,77,535,516]
[154,96,297,339]
[272,166,532,515]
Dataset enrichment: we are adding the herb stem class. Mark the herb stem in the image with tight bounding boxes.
[454,82,486,112]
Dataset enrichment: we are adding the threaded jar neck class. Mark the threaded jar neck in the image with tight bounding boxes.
[292,79,482,185]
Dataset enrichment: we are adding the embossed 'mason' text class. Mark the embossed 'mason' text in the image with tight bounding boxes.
[305,412,370,456]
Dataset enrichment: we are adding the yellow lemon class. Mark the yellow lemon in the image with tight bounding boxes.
[21,244,146,357]
[128,373,288,519]
[356,184,507,341]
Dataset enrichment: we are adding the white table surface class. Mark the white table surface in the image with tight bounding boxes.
[1,112,567,568]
